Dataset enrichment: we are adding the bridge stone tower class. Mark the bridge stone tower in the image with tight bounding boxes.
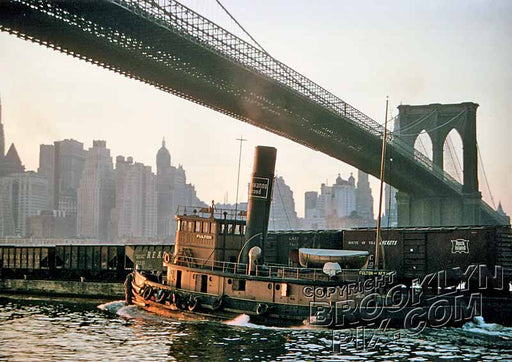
[395,102,481,226]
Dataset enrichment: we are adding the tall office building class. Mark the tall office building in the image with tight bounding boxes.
[156,140,205,239]
[331,173,356,218]
[302,171,375,230]
[0,172,49,236]
[382,183,398,227]
[269,176,299,230]
[111,156,157,239]
[355,170,374,222]
[0,96,27,237]
[77,140,115,239]
[53,139,87,213]
[1,144,24,177]
[0,180,15,237]
[38,144,55,209]
[156,139,173,237]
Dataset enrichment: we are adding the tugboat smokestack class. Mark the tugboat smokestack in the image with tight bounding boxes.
[241,146,277,264]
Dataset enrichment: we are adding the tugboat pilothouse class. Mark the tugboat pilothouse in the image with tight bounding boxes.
[127,146,394,326]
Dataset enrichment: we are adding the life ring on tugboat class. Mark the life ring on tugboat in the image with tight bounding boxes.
[155,289,167,303]
[163,252,171,264]
[256,303,269,316]
[188,296,200,311]
[142,286,153,300]
[212,296,223,311]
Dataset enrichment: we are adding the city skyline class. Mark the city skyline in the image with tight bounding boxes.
[0,1,510,218]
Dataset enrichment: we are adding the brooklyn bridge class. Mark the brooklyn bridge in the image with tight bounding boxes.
[0,0,507,226]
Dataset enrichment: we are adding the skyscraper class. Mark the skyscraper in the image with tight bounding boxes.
[301,171,375,230]
[356,170,374,223]
[111,156,157,239]
[0,96,28,237]
[331,173,356,218]
[156,140,205,239]
[1,144,25,176]
[269,176,299,230]
[156,139,173,237]
[0,180,15,237]
[0,172,49,236]
[38,144,55,209]
[53,139,87,214]
[382,184,398,227]
[77,140,115,239]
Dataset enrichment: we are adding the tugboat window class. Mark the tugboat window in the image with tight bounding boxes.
[195,222,201,232]
[210,223,216,234]
[203,222,209,233]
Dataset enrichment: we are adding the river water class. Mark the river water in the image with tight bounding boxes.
[0,296,511,361]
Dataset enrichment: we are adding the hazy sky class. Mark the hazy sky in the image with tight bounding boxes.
[0,0,511,218]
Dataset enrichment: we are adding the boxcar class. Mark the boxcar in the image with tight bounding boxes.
[342,226,512,286]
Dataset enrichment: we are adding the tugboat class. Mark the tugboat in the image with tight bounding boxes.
[126,146,397,327]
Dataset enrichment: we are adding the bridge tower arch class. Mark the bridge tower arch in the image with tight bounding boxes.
[395,102,481,226]
[443,128,464,183]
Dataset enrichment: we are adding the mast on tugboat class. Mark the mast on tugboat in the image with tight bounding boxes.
[234,136,247,220]
[375,97,389,270]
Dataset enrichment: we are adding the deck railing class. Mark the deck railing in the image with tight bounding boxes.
[172,255,391,283]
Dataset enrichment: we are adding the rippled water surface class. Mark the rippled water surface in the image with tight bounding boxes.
[0,296,511,361]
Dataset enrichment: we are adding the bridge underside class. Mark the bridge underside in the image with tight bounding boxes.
[0,0,506,226]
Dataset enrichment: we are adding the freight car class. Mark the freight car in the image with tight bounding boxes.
[0,243,173,282]
[342,225,512,291]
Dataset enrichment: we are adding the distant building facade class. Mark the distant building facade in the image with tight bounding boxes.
[37,144,55,208]
[381,184,398,227]
[27,210,76,238]
[77,140,115,238]
[269,176,299,230]
[156,139,205,239]
[301,171,375,230]
[110,156,157,240]
[0,97,34,237]
[52,139,87,214]
[0,172,49,236]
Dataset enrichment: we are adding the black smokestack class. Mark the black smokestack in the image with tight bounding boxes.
[241,146,277,264]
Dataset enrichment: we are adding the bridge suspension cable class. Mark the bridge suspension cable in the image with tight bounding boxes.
[395,109,467,137]
[477,144,496,209]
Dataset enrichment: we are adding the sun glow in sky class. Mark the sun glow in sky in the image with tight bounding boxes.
[0,0,511,218]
